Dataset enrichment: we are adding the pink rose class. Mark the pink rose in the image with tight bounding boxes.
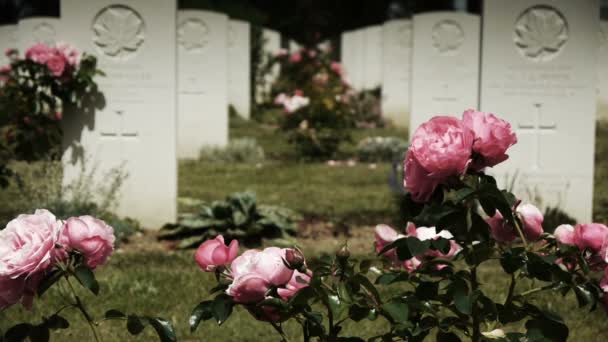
[25,43,52,64]
[405,116,474,202]
[574,223,608,253]
[375,224,404,265]
[46,54,66,77]
[403,153,440,202]
[56,42,80,66]
[194,235,238,272]
[516,204,544,241]
[307,50,317,58]
[277,270,312,300]
[274,48,288,57]
[294,89,304,97]
[486,211,517,243]
[228,273,271,304]
[410,116,474,178]
[554,224,575,245]
[228,247,295,303]
[409,226,462,258]
[462,109,517,169]
[59,216,115,269]
[330,62,343,76]
[290,53,302,63]
[403,257,422,273]
[0,209,62,279]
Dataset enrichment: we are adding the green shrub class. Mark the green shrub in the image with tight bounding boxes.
[199,138,265,163]
[262,48,355,159]
[160,191,300,248]
[356,136,408,162]
[1,161,139,244]
[351,88,385,128]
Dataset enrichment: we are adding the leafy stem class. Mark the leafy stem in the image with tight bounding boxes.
[471,266,481,342]
[516,283,559,298]
[64,276,101,342]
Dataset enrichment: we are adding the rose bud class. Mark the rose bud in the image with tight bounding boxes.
[59,216,115,269]
[336,244,350,261]
[284,248,306,271]
[516,203,544,241]
[486,210,517,243]
[554,224,575,245]
[194,235,238,272]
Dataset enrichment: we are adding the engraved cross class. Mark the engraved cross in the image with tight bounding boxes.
[517,103,556,171]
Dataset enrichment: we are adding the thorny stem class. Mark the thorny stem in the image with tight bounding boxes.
[64,276,101,342]
[517,283,559,298]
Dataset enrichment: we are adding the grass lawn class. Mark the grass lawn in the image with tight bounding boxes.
[1,117,607,341]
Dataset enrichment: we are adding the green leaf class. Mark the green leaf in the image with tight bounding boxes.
[189,301,213,332]
[353,274,381,303]
[212,294,234,325]
[73,266,99,295]
[28,326,49,342]
[44,315,69,330]
[437,331,461,342]
[500,248,526,274]
[431,238,451,254]
[337,283,353,303]
[145,317,177,342]
[105,310,126,319]
[348,304,370,322]
[573,285,594,309]
[415,281,438,301]
[381,300,409,323]
[525,317,568,342]
[407,237,431,256]
[127,315,145,335]
[4,324,33,342]
[453,279,472,315]
[37,269,64,298]
[375,272,409,285]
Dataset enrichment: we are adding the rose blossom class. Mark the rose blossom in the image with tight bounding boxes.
[0,209,62,278]
[290,53,302,63]
[194,235,238,272]
[409,116,474,178]
[408,225,462,258]
[330,61,344,76]
[573,223,608,253]
[25,43,52,63]
[277,270,312,300]
[56,42,80,66]
[375,224,404,265]
[462,109,517,169]
[516,203,544,241]
[46,54,66,77]
[554,224,575,245]
[486,211,517,243]
[59,216,115,269]
[227,247,295,304]
[405,116,474,202]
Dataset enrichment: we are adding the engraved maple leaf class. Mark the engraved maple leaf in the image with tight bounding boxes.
[432,22,464,54]
[515,9,567,58]
[93,8,144,57]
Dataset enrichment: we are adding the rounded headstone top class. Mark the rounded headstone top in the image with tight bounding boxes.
[431,20,464,55]
[178,18,209,52]
[513,6,568,62]
[33,22,56,45]
[92,5,145,61]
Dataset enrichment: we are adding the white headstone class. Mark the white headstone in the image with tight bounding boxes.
[256,28,280,104]
[362,25,383,90]
[410,12,480,134]
[228,19,250,119]
[289,39,300,53]
[340,31,354,85]
[61,0,177,229]
[598,20,608,120]
[0,24,17,66]
[17,17,59,51]
[177,10,229,158]
[381,19,412,127]
[350,29,365,90]
[480,0,598,222]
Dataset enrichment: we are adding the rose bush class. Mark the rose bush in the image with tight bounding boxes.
[0,43,104,167]
[190,110,608,342]
[260,48,356,159]
[0,209,175,342]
